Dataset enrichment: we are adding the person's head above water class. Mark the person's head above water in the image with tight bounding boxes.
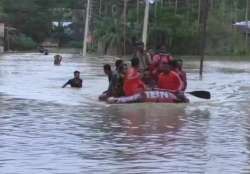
[44,49,49,55]
[131,57,140,68]
[74,71,80,79]
[115,60,123,70]
[103,64,112,75]
[54,55,62,65]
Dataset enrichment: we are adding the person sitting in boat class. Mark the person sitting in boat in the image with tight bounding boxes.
[107,62,188,104]
[134,41,151,69]
[62,71,82,88]
[158,62,189,102]
[149,46,174,81]
[171,59,187,91]
[123,57,146,96]
[142,68,156,89]
[157,62,184,93]
[99,64,117,101]
[54,55,62,65]
[112,63,126,97]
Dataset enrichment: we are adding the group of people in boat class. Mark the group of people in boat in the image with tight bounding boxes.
[99,44,188,104]
[42,42,188,103]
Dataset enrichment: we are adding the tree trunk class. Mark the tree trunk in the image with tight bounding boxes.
[199,0,209,79]
[245,0,249,53]
[175,0,178,14]
[137,0,139,24]
[198,0,201,24]
[123,0,127,55]
[99,0,102,15]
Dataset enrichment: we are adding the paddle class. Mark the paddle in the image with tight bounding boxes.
[186,91,211,99]
[153,88,211,100]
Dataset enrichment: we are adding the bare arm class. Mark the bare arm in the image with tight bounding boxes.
[62,80,70,88]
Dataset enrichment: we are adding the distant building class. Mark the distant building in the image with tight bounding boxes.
[0,23,4,53]
[233,21,250,32]
[52,21,72,28]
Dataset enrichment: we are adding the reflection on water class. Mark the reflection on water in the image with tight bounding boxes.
[0,53,250,173]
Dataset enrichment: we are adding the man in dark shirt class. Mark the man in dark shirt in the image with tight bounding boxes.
[62,71,82,88]
[99,64,116,101]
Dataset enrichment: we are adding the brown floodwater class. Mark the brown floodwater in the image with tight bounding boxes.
[0,53,250,174]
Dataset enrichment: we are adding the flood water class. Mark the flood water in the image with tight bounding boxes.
[0,53,250,174]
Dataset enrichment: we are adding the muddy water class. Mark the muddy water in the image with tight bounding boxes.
[0,53,250,174]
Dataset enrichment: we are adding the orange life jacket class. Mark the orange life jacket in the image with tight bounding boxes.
[157,71,184,93]
[123,67,145,96]
[149,54,174,81]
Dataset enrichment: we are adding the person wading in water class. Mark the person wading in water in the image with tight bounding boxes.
[62,71,83,88]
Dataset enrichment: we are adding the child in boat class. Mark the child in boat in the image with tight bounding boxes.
[123,57,146,96]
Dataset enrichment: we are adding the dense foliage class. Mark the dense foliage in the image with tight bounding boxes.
[0,0,249,55]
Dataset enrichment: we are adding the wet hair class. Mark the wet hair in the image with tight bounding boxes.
[74,71,80,74]
[103,64,111,71]
[115,60,123,69]
[44,49,49,55]
[131,57,140,67]
[176,59,183,63]
[135,41,144,48]
[117,64,124,73]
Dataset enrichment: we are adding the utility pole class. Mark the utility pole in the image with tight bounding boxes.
[199,0,209,79]
[142,0,150,50]
[245,0,249,53]
[83,0,90,57]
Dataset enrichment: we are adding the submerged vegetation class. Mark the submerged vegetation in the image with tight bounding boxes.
[0,0,250,55]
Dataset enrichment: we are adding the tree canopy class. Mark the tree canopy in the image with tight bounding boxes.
[0,0,249,55]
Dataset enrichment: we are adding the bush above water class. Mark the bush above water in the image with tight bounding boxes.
[12,35,38,51]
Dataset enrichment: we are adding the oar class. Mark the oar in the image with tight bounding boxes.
[186,91,211,99]
[153,88,211,99]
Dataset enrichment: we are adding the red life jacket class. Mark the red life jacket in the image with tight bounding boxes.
[149,54,174,81]
[123,67,145,96]
[158,71,184,93]
[174,69,187,91]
